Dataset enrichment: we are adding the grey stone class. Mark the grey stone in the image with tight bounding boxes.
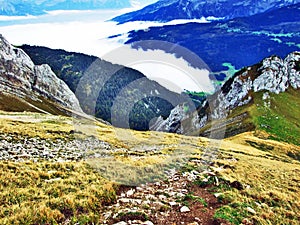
[142,222,154,225]
[113,222,127,225]
[246,207,256,214]
[180,206,190,213]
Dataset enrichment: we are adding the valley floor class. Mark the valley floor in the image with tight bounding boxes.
[0,111,299,225]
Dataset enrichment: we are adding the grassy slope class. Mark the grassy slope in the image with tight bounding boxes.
[0,161,116,225]
[215,135,300,225]
[0,111,299,224]
[0,92,74,117]
[0,112,115,224]
[251,88,300,146]
[198,88,300,147]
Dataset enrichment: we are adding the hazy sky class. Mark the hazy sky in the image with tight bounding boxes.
[131,0,158,7]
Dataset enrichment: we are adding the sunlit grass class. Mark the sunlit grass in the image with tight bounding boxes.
[251,89,300,146]
[214,133,300,224]
[0,161,116,225]
[0,111,74,140]
[0,111,299,224]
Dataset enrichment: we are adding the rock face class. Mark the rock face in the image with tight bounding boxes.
[211,52,300,120]
[151,52,300,135]
[253,53,300,93]
[0,34,82,114]
[150,104,186,133]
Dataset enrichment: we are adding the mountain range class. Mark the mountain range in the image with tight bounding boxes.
[1,35,300,224]
[0,33,300,225]
[1,34,299,147]
[0,0,132,16]
[123,3,300,82]
[113,0,300,23]
[1,0,300,144]
[19,43,191,131]
[0,1,299,224]
[1,35,186,130]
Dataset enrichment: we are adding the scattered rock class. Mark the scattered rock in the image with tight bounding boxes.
[242,218,252,224]
[0,140,229,224]
[214,193,223,198]
[169,202,177,206]
[0,134,110,162]
[136,187,143,192]
[45,178,61,183]
[246,207,256,214]
[254,202,261,208]
[194,217,201,222]
[158,195,167,200]
[126,189,135,197]
[142,221,154,225]
[180,206,191,213]
[113,222,127,225]
[215,177,219,186]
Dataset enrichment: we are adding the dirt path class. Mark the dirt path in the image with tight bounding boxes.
[103,163,232,225]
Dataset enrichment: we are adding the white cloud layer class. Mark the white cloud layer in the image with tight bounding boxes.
[0,9,214,93]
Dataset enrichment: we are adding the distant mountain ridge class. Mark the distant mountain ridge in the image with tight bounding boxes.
[0,0,132,16]
[125,3,300,79]
[113,0,300,23]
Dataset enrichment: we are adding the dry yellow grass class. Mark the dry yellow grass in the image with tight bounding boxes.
[0,161,116,225]
[0,111,74,139]
[0,111,299,224]
[213,132,300,224]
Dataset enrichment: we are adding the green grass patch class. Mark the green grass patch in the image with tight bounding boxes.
[195,88,300,146]
[251,89,300,146]
[214,203,250,225]
[180,192,208,207]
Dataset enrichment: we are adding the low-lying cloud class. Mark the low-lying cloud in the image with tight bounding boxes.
[0,9,214,93]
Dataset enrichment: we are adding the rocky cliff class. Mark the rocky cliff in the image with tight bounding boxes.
[151,52,300,137]
[0,34,82,114]
[211,52,300,119]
